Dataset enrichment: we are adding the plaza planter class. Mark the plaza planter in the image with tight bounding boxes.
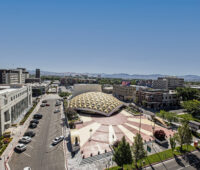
[155,138,168,147]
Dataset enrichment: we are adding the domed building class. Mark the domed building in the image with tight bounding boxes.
[69,92,124,116]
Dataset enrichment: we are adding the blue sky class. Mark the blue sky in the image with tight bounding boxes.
[0,0,200,75]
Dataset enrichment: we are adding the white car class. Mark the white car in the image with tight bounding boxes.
[19,136,32,144]
[54,109,60,113]
[52,136,64,145]
[24,167,31,170]
[15,144,26,152]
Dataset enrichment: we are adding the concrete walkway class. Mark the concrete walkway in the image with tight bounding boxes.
[0,94,46,170]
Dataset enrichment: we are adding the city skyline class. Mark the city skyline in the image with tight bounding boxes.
[1,0,200,75]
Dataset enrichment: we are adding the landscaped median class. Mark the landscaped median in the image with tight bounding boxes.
[20,100,39,125]
[107,145,196,170]
[0,132,13,156]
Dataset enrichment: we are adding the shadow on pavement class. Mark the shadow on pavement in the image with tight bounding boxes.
[185,152,200,169]
[174,154,185,167]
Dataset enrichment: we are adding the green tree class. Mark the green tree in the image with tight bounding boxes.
[64,108,78,120]
[181,100,200,117]
[113,136,133,168]
[175,122,192,151]
[176,87,199,101]
[169,136,176,152]
[132,133,146,167]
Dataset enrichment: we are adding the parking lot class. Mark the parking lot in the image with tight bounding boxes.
[9,96,66,170]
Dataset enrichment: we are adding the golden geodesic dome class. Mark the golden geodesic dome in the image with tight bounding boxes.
[69,92,124,116]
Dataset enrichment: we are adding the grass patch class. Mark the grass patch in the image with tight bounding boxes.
[107,145,196,170]
[20,102,38,125]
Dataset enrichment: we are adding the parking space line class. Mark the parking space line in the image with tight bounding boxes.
[23,152,31,158]
[27,145,33,149]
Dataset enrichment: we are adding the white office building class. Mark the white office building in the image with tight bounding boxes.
[0,84,32,135]
[0,68,29,84]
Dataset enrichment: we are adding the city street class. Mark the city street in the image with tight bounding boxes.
[145,150,200,170]
[9,95,66,170]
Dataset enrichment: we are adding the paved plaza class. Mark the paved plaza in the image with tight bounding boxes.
[72,110,174,158]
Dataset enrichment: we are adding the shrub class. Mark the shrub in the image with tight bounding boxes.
[154,130,166,141]
[3,132,11,138]
[113,140,120,148]
[3,138,12,144]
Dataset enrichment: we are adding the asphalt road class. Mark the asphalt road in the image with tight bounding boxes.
[9,96,66,170]
[145,150,200,170]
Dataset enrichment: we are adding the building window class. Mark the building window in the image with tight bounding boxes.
[4,110,10,122]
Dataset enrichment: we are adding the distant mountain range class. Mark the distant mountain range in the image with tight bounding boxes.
[28,70,200,81]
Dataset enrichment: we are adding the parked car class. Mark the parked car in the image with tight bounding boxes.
[24,131,35,137]
[19,136,32,144]
[33,114,43,119]
[46,103,50,106]
[30,119,39,124]
[40,103,46,107]
[54,109,60,113]
[52,136,64,145]
[15,144,26,152]
[29,123,37,128]
[42,100,47,103]
[24,167,31,170]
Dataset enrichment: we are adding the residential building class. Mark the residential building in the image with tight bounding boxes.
[0,68,29,84]
[35,69,40,79]
[136,89,179,110]
[0,84,32,135]
[158,77,184,90]
[113,85,136,102]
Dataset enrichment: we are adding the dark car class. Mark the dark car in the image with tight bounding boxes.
[29,123,37,128]
[42,100,47,103]
[30,119,39,124]
[24,131,35,137]
[33,114,43,119]
[46,103,50,106]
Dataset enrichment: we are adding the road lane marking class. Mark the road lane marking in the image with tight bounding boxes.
[23,152,31,157]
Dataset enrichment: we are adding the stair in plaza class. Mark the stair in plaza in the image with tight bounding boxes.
[80,151,113,165]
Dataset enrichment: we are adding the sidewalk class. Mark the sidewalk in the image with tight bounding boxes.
[0,94,46,170]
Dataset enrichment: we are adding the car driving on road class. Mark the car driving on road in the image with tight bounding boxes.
[52,136,64,145]
[19,136,32,144]
[15,144,27,152]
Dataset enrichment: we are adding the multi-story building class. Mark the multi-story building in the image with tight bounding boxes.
[36,69,40,79]
[25,78,41,84]
[72,84,102,97]
[113,85,136,102]
[158,77,184,90]
[0,68,29,84]
[152,79,168,90]
[0,84,32,135]
[136,89,179,110]
[28,81,51,97]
